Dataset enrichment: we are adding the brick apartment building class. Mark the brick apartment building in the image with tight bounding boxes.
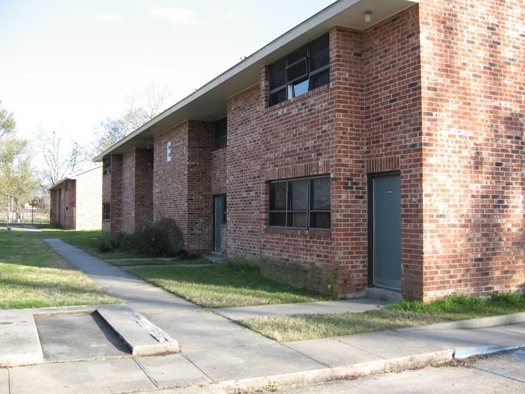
[50,166,102,230]
[96,0,525,301]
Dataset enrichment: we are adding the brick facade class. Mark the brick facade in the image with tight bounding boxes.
[100,0,525,300]
[119,148,153,234]
[50,166,102,230]
[417,0,525,300]
[149,120,214,253]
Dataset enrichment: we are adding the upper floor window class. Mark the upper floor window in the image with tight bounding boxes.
[269,176,330,229]
[214,117,227,150]
[103,157,111,175]
[268,33,330,107]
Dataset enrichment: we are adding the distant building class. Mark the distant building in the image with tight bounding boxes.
[49,166,102,230]
[95,0,525,301]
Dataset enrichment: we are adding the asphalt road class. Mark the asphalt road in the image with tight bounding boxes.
[271,349,525,394]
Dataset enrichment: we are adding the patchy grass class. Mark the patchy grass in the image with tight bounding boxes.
[128,262,334,308]
[0,226,121,309]
[240,293,525,342]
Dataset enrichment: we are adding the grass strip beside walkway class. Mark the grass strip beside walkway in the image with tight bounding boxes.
[240,294,525,342]
[128,263,334,308]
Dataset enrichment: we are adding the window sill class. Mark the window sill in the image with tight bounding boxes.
[265,84,330,113]
[265,226,331,238]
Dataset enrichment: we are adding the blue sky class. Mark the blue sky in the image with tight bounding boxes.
[0,0,335,148]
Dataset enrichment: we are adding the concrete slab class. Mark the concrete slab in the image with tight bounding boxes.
[35,312,129,362]
[337,330,450,359]
[473,348,525,383]
[142,310,274,353]
[0,368,8,394]
[0,310,42,367]
[97,304,179,356]
[135,353,212,388]
[500,322,525,335]
[9,358,155,394]
[399,326,525,359]
[283,337,382,367]
[214,299,387,321]
[101,279,203,314]
[184,343,324,383]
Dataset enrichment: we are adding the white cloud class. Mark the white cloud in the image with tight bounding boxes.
[148,8,201,25]
[99,14,123,22]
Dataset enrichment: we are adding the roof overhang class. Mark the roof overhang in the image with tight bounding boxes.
[94,0,419,161]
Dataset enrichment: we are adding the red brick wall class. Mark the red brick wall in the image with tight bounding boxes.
[227,27,371,294]
[187,121,214,252]
[418,0,525,299]
[120,148,153,234]
[121,151,136,233]
[134,149,154,229]
[153,121,214,253]
[153,123,188,235]
[103,155,122,235]
[363,7,423,298]
[50,180,76,229]
[212,148,226,195]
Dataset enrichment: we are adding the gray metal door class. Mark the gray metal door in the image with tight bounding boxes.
[371,174,401,290]
[213,195,225,252]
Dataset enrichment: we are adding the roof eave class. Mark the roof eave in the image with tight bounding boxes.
[94,0,419,162]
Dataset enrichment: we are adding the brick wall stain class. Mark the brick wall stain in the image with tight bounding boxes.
[418,0,525,300]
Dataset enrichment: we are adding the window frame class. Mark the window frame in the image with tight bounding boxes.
[268,33,330,107]
[214,117,227,150]
[103,157,111,175]
[102,202,111,220]
[269,176,331,230]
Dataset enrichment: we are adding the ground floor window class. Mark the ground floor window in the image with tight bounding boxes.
[269,176,330,229]
[103,203,111,220]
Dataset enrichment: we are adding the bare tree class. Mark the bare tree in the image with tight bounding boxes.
[36,128,85,187]
[143,83,173,118]
[91,84,173,156]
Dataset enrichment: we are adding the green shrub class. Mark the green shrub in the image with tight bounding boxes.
[98,236,114,253]
[98,219,184,257]
[98,233,133,253]
[132,218,184,257]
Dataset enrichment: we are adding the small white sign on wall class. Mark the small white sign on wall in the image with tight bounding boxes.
[167,141,171,162]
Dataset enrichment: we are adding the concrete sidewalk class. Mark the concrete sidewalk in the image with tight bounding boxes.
[1,239,525,394]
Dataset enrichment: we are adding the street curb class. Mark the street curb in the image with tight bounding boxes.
[219,349,454,393]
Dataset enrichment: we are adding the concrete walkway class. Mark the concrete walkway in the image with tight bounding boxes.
[1,239,525,394]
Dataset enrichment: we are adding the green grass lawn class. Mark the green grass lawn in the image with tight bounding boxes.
[128,263,334,308]
[2,226,524,343]
[0,226,120,308]
[240,293,525,342]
